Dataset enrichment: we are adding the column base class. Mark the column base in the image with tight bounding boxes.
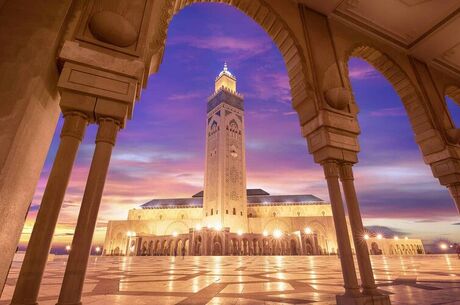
[336,294,391,305]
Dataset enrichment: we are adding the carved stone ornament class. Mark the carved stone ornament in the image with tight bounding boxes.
[89,11,138,47]
[446,128,460,144]
[324,87,350,111]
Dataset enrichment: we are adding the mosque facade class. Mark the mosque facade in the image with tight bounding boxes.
[103,65,424,257]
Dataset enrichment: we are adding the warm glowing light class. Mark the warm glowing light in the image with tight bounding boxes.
[215,224,222,231]
[364,234,370,240]
[172,231,178,237]
[65,245,71,252]
[126,231,135,237]
[207,224,212,229]
[304,227,312,234]
[263,230,268,237]
[273,229,282,239]
[377,234,383,240]
[394,236,399,240]
[237,230,243,236]
[95,246,101,253]
[440,243,448,250]
[404,237,409,240]
[195,224,202,231]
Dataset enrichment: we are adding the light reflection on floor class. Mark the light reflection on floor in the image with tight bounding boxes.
[1,255,459,305]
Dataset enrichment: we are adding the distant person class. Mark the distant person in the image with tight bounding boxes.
[182,246,186,259]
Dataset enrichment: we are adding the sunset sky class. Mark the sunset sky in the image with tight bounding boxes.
[22,3,459,253]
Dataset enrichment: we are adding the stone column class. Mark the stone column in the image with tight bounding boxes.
[10,112,87,305]
[447,183,460,213]
[57,117,120,305]
[339,163,379,296]
[322,160,361,298]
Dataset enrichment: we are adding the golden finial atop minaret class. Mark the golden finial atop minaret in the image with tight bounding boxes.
[215,62,236,93]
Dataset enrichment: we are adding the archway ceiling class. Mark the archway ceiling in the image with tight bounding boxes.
[293,0,460,77]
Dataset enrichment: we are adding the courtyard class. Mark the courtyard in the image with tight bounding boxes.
[1,255,459,305]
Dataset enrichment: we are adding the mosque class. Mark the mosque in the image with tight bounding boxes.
[103,64,424,257]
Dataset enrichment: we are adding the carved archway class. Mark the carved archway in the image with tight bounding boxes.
[150,0,317,123]
[346,45,445,157]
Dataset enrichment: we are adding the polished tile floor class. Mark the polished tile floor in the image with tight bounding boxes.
[1,255,459,305]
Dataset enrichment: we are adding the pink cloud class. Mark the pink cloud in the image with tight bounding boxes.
[348,65,380,80]
[369,107,406,117]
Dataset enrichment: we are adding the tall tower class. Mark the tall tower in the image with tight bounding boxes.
[203,63,248,232]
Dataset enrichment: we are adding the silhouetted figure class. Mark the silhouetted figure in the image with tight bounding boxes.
[181,246,186,259]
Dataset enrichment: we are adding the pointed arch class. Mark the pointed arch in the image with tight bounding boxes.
[345,45,444,156]
[149,0,317,123]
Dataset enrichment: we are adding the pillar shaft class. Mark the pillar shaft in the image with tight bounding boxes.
[57,118,119,305]
[447,183,460,214]
[322,161,361,297]
[10,112,87,305]
[339,163,379,296]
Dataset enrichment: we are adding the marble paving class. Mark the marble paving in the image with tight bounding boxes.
[1,255,460,305]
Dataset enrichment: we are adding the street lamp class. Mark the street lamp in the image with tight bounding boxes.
[65,245,71,253]
[237,230,243,236]
[440,243,448,250]
[172,231,178,237]
[95,246,101,254]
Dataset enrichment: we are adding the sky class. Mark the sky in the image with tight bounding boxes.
[21,3,459,253]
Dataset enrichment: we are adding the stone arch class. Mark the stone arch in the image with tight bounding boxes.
[345,44,445,156]
[164,221,189,235]
[444,85,460,137]
[446,86,460,105]
[151,0,317,123]
[262,218,290,234]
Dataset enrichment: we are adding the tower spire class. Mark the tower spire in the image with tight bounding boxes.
[215,62,236,92]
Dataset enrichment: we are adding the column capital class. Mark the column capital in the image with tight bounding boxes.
[321,160,340,178]
[339,162,355,181]
[96,118,120,145]
[60,111,89,141]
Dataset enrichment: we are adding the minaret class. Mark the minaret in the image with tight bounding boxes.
[203,63,248,232]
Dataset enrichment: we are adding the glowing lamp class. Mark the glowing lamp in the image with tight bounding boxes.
[237,230,243,236]
[364,234,369,240]
[440,243,448,250]
[195,224,202,231]
[394,236,399,240]
[273,229,282,239]
[95,246,101,253]
[304,227,312,234]
[65,245,71,252]
[377,234,383,240]
[172,231,178,237]
[263,230,268,237]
